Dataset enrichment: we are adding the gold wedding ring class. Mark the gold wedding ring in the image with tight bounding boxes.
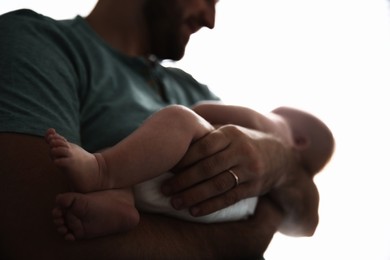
[228,169,239,188]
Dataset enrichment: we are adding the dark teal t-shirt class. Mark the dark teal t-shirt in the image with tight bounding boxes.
[0,9,219,152]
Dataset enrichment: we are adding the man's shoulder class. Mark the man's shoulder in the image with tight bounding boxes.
[1,8,39,18]
[0,9,60,48]
[0,9,52,27]
[0,9,77,40]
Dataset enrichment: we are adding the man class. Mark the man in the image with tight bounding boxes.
[0,0,320,258]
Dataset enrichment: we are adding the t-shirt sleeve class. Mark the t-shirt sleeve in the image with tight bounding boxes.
[0,10,81,143]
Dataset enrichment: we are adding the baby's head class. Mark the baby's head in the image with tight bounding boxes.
[272,106,335,175]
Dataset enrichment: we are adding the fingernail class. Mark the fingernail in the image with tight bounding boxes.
[171,197,183,209]
[161,185,172,196]
[190,207,200,216]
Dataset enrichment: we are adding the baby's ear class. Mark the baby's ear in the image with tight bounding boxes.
[294,135,310,150]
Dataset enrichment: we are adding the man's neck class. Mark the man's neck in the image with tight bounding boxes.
[85,3,150,57]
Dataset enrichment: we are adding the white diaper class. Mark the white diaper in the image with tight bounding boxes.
[134,172,258,223]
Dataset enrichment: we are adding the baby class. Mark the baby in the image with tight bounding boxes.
[46,102,334,240]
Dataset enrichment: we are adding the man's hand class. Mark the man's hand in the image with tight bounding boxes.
[163,124,320,237]
[163,125,292,217]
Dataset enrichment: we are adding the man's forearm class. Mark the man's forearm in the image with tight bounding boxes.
[109,196,282,259]
[0,134,280,259]
[135,208,278,259]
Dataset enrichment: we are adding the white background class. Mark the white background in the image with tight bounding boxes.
[1,1,390,259]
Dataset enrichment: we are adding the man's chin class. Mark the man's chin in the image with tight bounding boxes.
[156,49,186,62]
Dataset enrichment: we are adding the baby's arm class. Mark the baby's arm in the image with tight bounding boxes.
[192,102,274,132]
[193,102,297,150]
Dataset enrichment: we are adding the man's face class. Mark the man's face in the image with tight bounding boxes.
[143,0,217,61]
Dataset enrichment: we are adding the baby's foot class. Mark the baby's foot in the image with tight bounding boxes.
[53,189,139,240]
[45,128,107,192]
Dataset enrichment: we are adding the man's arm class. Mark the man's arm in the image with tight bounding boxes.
[165,126,320,237]
[192,102,323,236]
[0,133,280,259]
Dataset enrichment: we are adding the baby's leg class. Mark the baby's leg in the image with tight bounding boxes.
[46,105,214,192]
[52,188,139,241]
[101,105,215,186]
[45,128,108,192]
